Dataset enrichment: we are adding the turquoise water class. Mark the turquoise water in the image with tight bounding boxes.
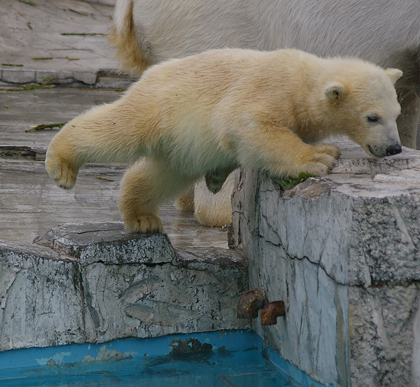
[0,330,326,387]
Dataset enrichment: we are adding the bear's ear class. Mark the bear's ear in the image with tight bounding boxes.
[385,68,403,85]
[324,82,347,102]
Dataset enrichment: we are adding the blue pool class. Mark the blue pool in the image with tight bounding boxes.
[0,330,326,387]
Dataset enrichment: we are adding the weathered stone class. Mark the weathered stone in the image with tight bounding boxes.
[73,71,98,85]
[231,139,420,387]
[1,69,36,84]
[0,241,86,351]
[34,222,177,265]
[349,285,419,387]
[0,223,248,352]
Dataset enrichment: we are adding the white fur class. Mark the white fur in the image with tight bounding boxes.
[110,1,418,228]
[113,0,132,36]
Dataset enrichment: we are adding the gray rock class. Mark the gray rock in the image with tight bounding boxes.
[0,241,86,350]
[1,69,36,84]
[0,224,248,352]
[231,139,420,387]
[34,222,177,265]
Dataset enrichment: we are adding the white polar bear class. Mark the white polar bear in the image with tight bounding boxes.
[45,49,402,233]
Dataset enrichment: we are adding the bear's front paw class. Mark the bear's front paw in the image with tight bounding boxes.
[304,144,341,176]
[124,215,164,233]
[45,152,79,190]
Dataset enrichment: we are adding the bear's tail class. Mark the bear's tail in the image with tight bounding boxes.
[108,0,152,76]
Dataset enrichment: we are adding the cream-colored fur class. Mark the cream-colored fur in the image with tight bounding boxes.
[109,0,419,229]
[193,173,236,228]
[45,49,402,233]
[108,0,151,75]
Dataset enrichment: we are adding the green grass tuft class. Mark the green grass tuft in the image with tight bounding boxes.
[275,172,314,191]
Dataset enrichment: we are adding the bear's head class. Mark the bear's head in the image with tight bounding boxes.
[323,65,402,158]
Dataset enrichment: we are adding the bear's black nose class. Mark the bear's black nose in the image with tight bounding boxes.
[386,144,402,156]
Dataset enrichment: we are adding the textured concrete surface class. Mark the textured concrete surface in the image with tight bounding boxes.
[0,0,119,86]
[231,138,420,387]
[0,223,248,351]
[0,88,123,148]
[0,156,229,249]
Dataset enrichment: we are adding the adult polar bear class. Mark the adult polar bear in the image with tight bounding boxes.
[108,0,419,227]
[46,49,403,233]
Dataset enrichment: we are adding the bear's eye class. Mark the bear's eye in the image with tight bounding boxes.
[367,114,381,123]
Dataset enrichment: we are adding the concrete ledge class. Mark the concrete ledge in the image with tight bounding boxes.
[231,139,420,387]
[1,69,36,84]
[1,69,135,88]
[0,146,46,161]
[0,224,248,352]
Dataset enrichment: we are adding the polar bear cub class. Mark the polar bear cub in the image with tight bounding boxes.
[45,49,402,233]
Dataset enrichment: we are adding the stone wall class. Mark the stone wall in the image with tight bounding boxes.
[0,222,248,351]
[230,139,420,387]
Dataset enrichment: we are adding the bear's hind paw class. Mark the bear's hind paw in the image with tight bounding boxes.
[124,215,164,234]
